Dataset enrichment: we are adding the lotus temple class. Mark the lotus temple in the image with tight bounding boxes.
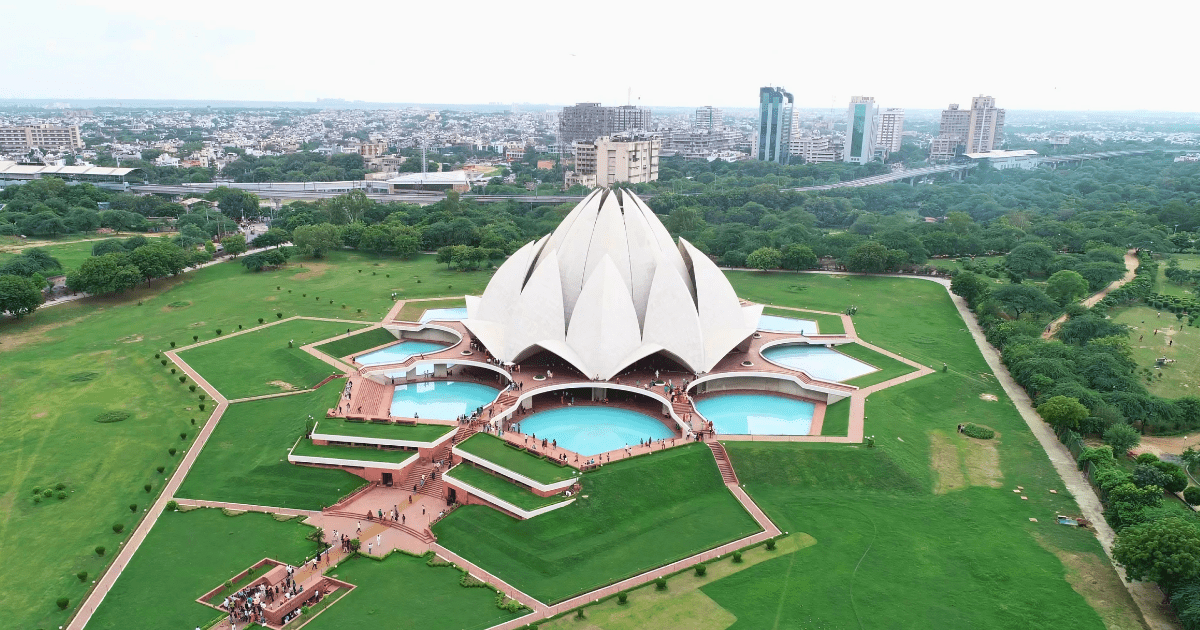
[291,189,925,522]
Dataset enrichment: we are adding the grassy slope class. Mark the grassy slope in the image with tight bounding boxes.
[178,319,366,399]
[316,417,454,442]
[821,398,851,436]
[433,444,760,603]
[177,385,363,510]
[837,342,918,387]
[86,509,313,630]
[396,296,467,322]
[313,327,396,359]
[302,553,521,630]
[456,433,577,484]
[444,464,569,510]
[1111,305,1197,398]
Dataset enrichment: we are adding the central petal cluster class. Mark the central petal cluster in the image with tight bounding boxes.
[464,189,761,380]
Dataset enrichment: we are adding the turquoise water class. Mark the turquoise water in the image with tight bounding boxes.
[758,314,819,335]
[390,381,499,420]
[421,307,468,323]
[357,340,447,366]
[516,407,673,456]
[761,344,875,382]
[695,393,815,436]
[384,363,452,378]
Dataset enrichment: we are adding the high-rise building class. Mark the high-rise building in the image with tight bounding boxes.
[757,87,793,163]
[930,96,1004,161]
[694,106,723,131]
[789,134,840,163]
[0,124,83,152]
[843,96,876,164]
[876,108,905,155]
[559,103,651,154]
[570,135,661,188]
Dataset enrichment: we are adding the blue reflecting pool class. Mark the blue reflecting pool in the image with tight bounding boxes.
[761,344,875,382]
[357,340,447,366]
[694,393,815,436]
[757,314,819,335]
[516,407,673,456]
[390,381,499,420]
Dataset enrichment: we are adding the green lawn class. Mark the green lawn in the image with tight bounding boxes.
[178,386,364,510]
[444,463,570,511]
[1154,254,1200,298]
[302,553,523,630]
[397,297,466,322]
[0,235,175,274]
[86,508,314,630]
[178,319,366,399]
[292,439,418,465]
[315,417,454,442]
[1112,305,1197,398]
[760,305,845,334]
[456,433,577,484]
[433,443,761,603]
[313,327,396,358]
[821,398,850,436]
[837,342,919,387]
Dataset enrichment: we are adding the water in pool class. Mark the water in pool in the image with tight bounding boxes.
[695,393,815,435]
[420,307,468,323]
[390,381,499,420]
[758,314,819,335]
[761,344,876,382]
[357,340,447,366]
[516,407,673,456]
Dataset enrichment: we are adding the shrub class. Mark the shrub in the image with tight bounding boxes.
[112,523,124,533]
[277,313,283,319]
[169,448,177,456]
[154,353,160,359]
[156,465,165,473]
[193,335,198,342]
[655,577,667,590]
[1184,486,1200,506]
[225,580,233,588]
[199,394,206,401]
[357,308,362,313]
[733,551,743,563]
[129,503,137,512]
[575,608,585,619]
[43,489,52,497]
[95,546,105,556]
[189,385,196,392]
[160,359,167,366]
[170,341,176,348]
[56,482,66,491]
[57,597,69,610]
[1136,453,1160,464]
[31,486,40,495]
[258,318,264,324]
[57,491,66,500]
[95,411,131,424]
[77,570,88,582]
[33,496,41,504]
[238,324,242,330]
[190,418,196,425]
[766,538,777,551]
[178,376,187,384]
[962,424,995,439]
[617,592,628,604]
[180,432,187,440]
[199,403,206,411]
[302,293,306,297]
[170,368,177,374]
[166,500,178,511]
[341,304,346,309]
[215,329,222,335]
[144,484,152,493]
[695,564,707,576]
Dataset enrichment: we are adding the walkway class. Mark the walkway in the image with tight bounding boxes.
[1042,248,1139,339]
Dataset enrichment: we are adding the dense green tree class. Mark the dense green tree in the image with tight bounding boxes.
[992,284,1057,319]
[222,233,248,257]
[1046,269,1090,305]
[0,274,41,317]
[844,242,890,273]
[128,243,187,286]
[292,223,342,258]
[1103,422,1141,455]
[1005,242,1056,277]
[1114,517,1200,596]
[745,247,782,271]
[950,271,992,309]
[780,243,817,271]
[1037,396,1090,431]
[253,227,291,248]
[66,254,142,295]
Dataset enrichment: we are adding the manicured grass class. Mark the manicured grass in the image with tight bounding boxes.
[86,508,314,630]
[177,385,364,510]
[1112,305,1197,398]
[397,297,466,322]
[302,553,522,630]
[837,342,918,387]
[456,433,577,484]
[761,305,845,334]
[433,443,761,603]
[315,417,454,442]
[821,398,850,436]
[292,439,418,465]
[445,463,570,511]
[1154,254,1200,298]
[313,327,396,358]
[179,319,366,399]
[0,235,175,274]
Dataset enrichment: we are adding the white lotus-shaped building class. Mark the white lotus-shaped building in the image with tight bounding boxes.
[464,189,762,380]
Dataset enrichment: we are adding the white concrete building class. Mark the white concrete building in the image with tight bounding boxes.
[876,108,905,155]
[843,96,876,164]
[570,136,660,188]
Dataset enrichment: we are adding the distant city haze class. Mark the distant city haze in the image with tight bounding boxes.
[2,0,1196,112]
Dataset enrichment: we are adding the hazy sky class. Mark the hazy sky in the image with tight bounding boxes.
[3,0,1195,112]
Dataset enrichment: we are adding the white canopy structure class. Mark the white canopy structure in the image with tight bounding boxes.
[464,188,761,380]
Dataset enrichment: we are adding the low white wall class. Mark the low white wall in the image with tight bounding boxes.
[288,451,417,471]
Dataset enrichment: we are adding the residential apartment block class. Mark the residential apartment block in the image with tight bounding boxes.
[0,124,84,152]
[876,108,905,155]
[570,135,660,188]
[930,96,1004,161]
[789,134,840,163]
[694,106,724,131]
[559,103,652,151]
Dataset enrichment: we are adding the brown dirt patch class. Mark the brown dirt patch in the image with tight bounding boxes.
[187,321,207,328]
[1139,433,1200,457]
[269,380,298,391]
[979,393,999,401]
[118,335,143,343]
[1033,534,1151,630]
[0,314,88,353]
[291,263,330,280]
[931,430,1004,493]
[32,411,47,419]
[265,296,278,301]
[959,430,1003,488]
[930,432,966,494]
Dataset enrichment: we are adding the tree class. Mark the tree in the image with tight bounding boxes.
[66,254,142,295]
[1046,269,1090,305]
[222,233,247,257]
[292,223,342,258]
[780,243,817,270]
[1004,242,1055,277]
[0,274,41,317]
[1151,461,1189,493]
[844,241,890,273]
[1037,395,1090,431]
[745,247,782,271]
[253,227,291,248]
[242,248,289,272]
[1103,422,1141,455]
[992,284,1057,319]
[128,243,187,286]
[1114,517,1200,596]
[436,246,454,268]
[950,271,991,308]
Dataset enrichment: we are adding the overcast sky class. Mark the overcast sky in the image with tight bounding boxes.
[3,0,1195,112]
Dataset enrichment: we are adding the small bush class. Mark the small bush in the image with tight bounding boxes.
[189,384,196,392]
[190,418,196,425]
[733,551,743,563]
[112,523,124,533]
[156,465,165,473]
[95,411,131,424]
[31,486,40,495]
[170,341,176,348]
[154,353,160,359]
[77,570,88,582]
[166,500,178,511]
[199,403,206,411]
[43,489,52,497]
[129,503,137,512]
[144,484,152,493]
[57,491,66,499]
[695,564,707,576]
[315,296,320,301]
[655,577,667,590]
[237,324,242,330]
[277,313,283,319]
[575,608,585,619]
[160,359,167,366]
[962,423,995,439]
[617,592,628,604]
[199,394,206,401]
[357,308,362,313]
[55,482,65,490]
[168,448,177,456]
[95,546,105,556]
[170,368,177,374]
[225,580,233,588]
[1184,486,1200,506]
[766,538,777,550]
[192,335,198,342]
[258,318,264,324]
[1136,452,1160,464]
[302,293,307,297]
[180,432,187,440]
[215,329,222,335]
[57,597,69,610]
[179,376,187,384]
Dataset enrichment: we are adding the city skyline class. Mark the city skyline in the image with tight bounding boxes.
[3,0,1197,112]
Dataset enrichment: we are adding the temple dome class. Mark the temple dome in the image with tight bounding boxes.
[464,189,761,380]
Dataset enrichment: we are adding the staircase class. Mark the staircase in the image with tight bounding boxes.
[323,508,436,544]
[707,442,739,485]
[348,379,390,416]
[672,398,696,426]
[408,461,446,501]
